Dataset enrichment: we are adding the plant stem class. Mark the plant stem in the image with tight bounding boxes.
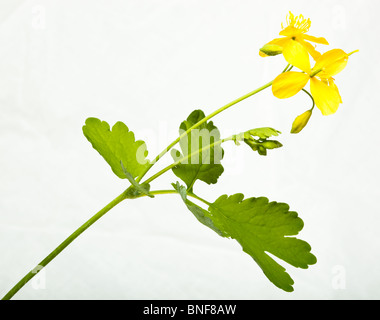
[1,190,128,300]
[187,192,212,206]
[282,64,291,73]
[149,190,178,196]
[136,79,274,183]
[3,65,289,300]
[137,189,212,207]
[301,88,315,110]
[2,187,211,300]
[143,135,234,185]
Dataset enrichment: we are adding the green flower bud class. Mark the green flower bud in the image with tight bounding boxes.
[291,110,312,134]
[243,138,258,151]
[259,44,283,56]
[257,145,267,156]
[261,140,283,149]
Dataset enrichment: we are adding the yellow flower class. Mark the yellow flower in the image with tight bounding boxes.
[272,42,353,115]
[260,12,328,61]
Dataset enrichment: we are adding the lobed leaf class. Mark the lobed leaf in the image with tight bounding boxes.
[171,110,224,191]
[207,194,317,292]
[83,118,150,179]
[247,127,281,139]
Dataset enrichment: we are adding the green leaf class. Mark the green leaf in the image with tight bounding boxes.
[172,182,227,237]
[207,194,317,292]
[83,118,150,179]
[247,127,281,139]
[171,110,224,191]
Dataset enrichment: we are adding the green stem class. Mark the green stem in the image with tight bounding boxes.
[3,65,290,300]
[149,190,178,196]
[187,192,212,206]
[301,88,315,111]
[309,68,323,78]
[282,64,291,73]
[136,189,212,207]
[143,135,234,185]
[1,190,128,300]
[136,79,274,183]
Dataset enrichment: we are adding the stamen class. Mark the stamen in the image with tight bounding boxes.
[282,11,311,33]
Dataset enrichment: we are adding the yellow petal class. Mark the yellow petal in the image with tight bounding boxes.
[302,34,329,45]
[269,37,291,46]
[272,72,310,99]
[310,78,341,115]
[291,109,313,133]
[297,38,321,61]
[282,40,311,73]
[279,26,302,36]
[313,49,348,78]
[331,80,342,103]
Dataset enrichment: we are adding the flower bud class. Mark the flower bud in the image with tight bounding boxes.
[257,145,267,156]
[259,44,283,56]
[243,138,258,151]
[261,140,283,149]
[291,110,312,134]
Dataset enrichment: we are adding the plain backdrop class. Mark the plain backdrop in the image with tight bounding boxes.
[0,0,379,300]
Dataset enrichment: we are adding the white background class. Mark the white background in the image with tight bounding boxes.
[0,0,379,300]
